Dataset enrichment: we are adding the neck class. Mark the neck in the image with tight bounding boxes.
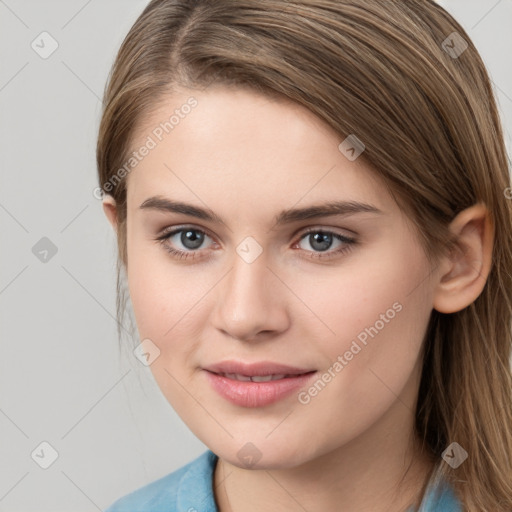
[215,438,434,512]
[213,399,435,512]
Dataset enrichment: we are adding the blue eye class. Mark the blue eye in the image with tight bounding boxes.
[155,226,357,261]
[295,228,356,260]
[156,227,214,260]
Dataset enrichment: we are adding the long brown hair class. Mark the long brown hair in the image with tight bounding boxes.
[96,1,512,509]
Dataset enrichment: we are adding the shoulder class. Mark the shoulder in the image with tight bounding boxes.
[104,450,218,512]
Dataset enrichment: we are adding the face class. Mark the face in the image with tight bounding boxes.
[108,85,438,469]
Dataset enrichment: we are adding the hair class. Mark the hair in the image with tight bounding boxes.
[96,1,512,509]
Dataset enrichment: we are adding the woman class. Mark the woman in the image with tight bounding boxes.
[97,1,512,510]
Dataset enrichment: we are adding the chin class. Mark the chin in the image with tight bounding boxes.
[207,436,318,471]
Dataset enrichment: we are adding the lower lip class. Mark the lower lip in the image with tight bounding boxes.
[204,370,317,408]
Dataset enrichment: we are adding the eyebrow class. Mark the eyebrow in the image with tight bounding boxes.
[139,195,383,226]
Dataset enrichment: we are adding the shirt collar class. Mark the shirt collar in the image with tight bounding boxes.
[176,450,219,512]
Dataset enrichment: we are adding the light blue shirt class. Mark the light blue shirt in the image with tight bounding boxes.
[105,450,462,511]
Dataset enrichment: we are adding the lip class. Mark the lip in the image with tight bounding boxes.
[203,360,317,408]
[204,360,314,377]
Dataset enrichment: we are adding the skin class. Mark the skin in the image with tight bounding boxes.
[103,85,494,512]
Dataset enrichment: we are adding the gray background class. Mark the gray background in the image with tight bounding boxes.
[0,1,510,510]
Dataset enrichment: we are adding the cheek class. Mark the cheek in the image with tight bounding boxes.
[126,251,209,416]
[126,234,213,371]
[126,224,189,335]
[128,265,201,348]
[292,244,433,423]
[308,264,429,362]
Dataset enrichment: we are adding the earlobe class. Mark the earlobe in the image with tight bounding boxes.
[433,203,494,314]
[102,194,118,233]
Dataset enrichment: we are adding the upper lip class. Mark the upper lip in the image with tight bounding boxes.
[204,360,315,377]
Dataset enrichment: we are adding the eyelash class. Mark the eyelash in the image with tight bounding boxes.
[155,226,357,262]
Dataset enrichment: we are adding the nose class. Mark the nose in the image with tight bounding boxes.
[211,247,290,342]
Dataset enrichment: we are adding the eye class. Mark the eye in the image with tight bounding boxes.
[155,226,357,262]
[155,226,215,260]
[294,228,357,260]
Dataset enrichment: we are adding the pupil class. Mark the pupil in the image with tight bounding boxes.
[311,232,332,252]
[182,230,204,249]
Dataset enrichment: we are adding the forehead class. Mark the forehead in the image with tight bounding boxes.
[125,85,391,219]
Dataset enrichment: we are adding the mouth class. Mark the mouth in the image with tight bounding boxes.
[203,360,317,407]
[214,373,305,382]
[204,359,315,377]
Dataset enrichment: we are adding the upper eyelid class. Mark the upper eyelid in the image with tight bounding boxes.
[299,226,356,238]
[159,224,216,242]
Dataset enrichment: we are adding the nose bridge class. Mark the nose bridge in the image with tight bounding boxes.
[214,241,285,340]
[225,242,271,311]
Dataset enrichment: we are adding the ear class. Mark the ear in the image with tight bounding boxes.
[102,194,118,233]
[433,203,494,314]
